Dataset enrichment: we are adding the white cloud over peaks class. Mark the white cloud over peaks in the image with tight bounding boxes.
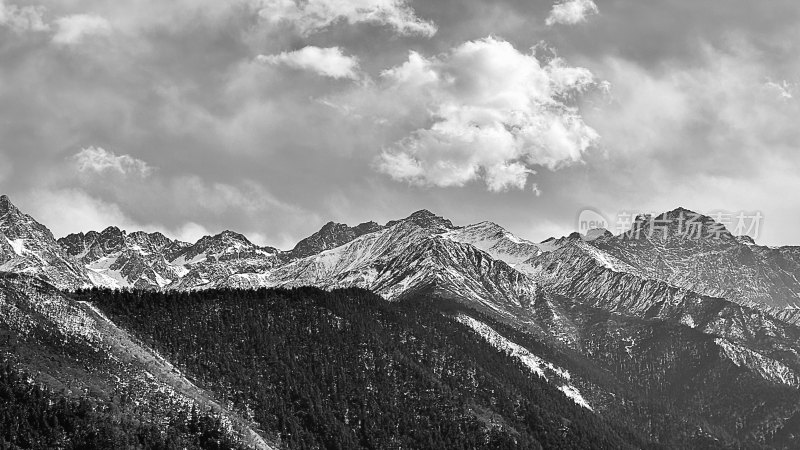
[764,79,796,100]
[258,0,436,37]
[546,0,599,26]
[19,188,214,244]
[52,13,111,45]
[258,46,361,80]
[20,188,136,239]
[73,147,152,177]
[368,37,598,192]
[0,0,48,32]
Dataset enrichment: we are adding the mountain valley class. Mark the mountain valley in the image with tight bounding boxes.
[4,194,800,448]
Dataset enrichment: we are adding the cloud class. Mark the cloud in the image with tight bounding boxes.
[0,0,48,32]
[586,44,800,165]
[73,147,152,177]
[333,37,599,192]
[575,42,800,244]
[168,176,298,217]
[0,152,10,183]
[257,0,436,37]
[52,13,111,45]
[764,79,796,100]
[17,187,216,243]
[258,46,361,80]
[169,221,212,244]
[546,0,598,26]
[19,188,136,238]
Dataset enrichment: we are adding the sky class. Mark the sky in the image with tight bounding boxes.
[1,0,799,248]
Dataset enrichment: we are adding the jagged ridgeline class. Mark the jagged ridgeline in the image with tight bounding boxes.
[74,287,646,450]
[6,192,800,448]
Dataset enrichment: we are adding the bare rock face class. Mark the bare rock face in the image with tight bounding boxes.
[58,226,281,290]
[581,208,800,311]
[0,195,91,290]
[287,220,384,260]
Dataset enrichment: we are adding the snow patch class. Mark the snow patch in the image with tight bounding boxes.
[680,314,696,328]
[154,272,170,288]
[455,314,546,377]
[455,314,592,409]
[575,241,617,271]
[558,385,593,411]
[6,238,25,256]
[715,338,798,386]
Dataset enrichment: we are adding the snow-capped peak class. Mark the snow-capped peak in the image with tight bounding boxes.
[385,209,457,232]
[0,194,91,290]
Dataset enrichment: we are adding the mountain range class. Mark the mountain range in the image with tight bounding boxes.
[4,193,800,448]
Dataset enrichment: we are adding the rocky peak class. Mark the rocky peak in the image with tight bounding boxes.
[0,195,90,289]
[100,225,124,236]
[318,221,350,235]
[456,221,514,240]
[353,221,383,236]
[0,195,33,230]
[538,232,584,252]
[190,231,253,252]
[95,226,126,252]
[57,232,89,256]
[584,228,613,242]
[289,220,385,259]
[0,195,17,216]
[176,230,264,263]
[128,231,175,252]
[408,209,436,219]
[386,209,456,231]
[736,235,756,245]
[217,230,251,243]
[0,195,53,240]
[623,207,735,242]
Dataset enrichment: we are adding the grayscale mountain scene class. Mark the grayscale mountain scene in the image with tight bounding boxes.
[1,0,799,448]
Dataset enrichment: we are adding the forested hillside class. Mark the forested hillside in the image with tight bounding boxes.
[75,287,648,449]
[0,361,240,449]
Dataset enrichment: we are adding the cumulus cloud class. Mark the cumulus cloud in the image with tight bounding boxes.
[257,0,436,37]
[579,42,800,233]
[0,0,48,32]
[587,45,800,163]
[546,0,598,26]
[73,147,152,177]
[258,46,361,80]
[52,13,111,45]
[338,37,599,192]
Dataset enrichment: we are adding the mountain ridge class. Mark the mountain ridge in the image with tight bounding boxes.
[3,194,797,314]
[6,194,800,446]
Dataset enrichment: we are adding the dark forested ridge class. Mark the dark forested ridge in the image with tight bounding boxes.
[0,360,241,450]
[73,287,649,449]
[5,278,799,449]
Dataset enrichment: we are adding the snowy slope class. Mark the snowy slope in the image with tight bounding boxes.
[455,314,593,410]
[0,195,92,290]
[0,273,275,449]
